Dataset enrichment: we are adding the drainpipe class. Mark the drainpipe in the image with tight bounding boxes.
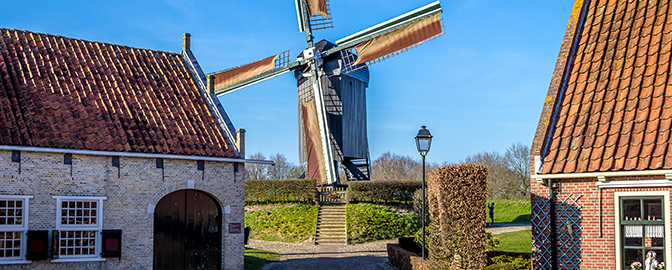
[549,178,557,270]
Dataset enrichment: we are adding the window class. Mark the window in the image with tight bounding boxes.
[53,196,106,262]
[616,192,670,270]
[0,195,32,264]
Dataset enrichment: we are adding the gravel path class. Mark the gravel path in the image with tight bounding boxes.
[248,224,530,270]
[247,239,397,270]
[486,223,531,235]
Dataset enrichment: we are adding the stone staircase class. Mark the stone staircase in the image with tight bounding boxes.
[314,204,347,245]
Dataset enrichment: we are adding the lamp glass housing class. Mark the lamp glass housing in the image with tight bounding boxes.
[415,126,433,157]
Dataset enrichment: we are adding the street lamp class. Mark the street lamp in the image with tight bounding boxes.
[415,125,432,260]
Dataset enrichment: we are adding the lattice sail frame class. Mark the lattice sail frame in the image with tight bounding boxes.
[338,11,445,73]
[309,0,333,30]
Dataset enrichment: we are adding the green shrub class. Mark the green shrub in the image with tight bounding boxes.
[486,231,500,251]
[349,180,421,203]
[245,179,316,204]
[244,204,319,243]
[486,255,531,270]
[347,203,420,244]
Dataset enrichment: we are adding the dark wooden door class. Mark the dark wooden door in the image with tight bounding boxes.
[154,190,222,269]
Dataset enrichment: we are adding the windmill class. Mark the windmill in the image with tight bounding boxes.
[209,0,444,185]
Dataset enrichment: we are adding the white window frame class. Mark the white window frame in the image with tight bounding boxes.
[52,196,106,263]
[0,195,32,265]
[615,191,671,270]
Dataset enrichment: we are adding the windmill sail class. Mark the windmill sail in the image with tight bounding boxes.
[210,50,293,95]
[301,98,327,182]
[326,1,443,71]
[306,0,328,18]
[353,12,442,65]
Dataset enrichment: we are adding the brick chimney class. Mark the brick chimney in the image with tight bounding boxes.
[236,129,246,158]
[183,33,191,51]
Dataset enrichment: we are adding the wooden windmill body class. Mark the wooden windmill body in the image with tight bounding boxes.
[209,0,444,185]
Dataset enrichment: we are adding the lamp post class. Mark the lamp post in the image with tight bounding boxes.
[415,125,432,260]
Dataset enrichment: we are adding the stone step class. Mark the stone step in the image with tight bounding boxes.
[317,232,345,237]
[313,204,348,245]
[316,236,346,241]
[317,228,344,232]
[318,216,346,220]
[317,214,345,219]
[319,216,345,219]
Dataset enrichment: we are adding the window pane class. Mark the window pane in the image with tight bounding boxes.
[643,199,663,221]
[644,249,665,268]
[623,199,642,221]
[624,248,643,270]
[645,225,664,247]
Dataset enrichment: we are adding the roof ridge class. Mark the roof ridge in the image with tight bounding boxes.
[0,28,181,57]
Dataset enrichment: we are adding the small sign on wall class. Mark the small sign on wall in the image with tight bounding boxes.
[229,223,242,234]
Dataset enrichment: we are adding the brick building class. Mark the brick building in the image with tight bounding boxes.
[0,28,266,269]
[530,0,672,269]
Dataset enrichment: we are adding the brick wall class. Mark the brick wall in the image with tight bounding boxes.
[0,149,245,270]
[531,176,672,270]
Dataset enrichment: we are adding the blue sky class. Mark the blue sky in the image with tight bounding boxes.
[2,0,574,165]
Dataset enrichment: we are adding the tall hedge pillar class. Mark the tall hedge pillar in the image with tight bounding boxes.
[427,164,487,270]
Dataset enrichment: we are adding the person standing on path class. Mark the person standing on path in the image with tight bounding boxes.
[488,202,495,225]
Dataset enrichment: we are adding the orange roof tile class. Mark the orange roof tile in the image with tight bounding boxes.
[534,0,672,174]
[0,28,236,158]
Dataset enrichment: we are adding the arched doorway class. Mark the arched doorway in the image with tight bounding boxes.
[154,190,222,269]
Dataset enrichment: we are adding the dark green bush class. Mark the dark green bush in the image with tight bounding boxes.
[486,255,531,270]
[346,203,420,244]
[349,180,422,203]
[245,179,316,204]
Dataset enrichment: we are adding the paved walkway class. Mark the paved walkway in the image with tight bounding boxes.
[486,223,531,235]
[248,239,396,270]
[248,224,530,270]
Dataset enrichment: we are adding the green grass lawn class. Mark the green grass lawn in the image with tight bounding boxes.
[244,204,319,243]
[244,248,280,270]
[347,203,420,244]
[487,199,531,223]
[492,229,532,253]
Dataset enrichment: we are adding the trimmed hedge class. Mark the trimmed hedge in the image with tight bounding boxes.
[427,164,488,270]
[245,179,316,204]
[349,180,422,203]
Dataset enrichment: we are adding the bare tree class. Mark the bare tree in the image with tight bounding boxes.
[245,152,268,180]
[371,152,422,180]
[505,142,530,198]
[245,152,303,180]
[464,151,518,200]
[267,153,302,179]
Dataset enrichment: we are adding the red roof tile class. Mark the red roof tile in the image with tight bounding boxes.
[0,28,236,158]
[534,0,672,174]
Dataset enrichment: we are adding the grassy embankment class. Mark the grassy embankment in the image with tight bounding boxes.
[346,203,420,244]
[486,199,531,223]
[244,204,319,243]
[492,229,532,253]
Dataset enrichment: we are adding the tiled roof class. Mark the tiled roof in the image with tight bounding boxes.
[0,28,237,158]
[535,0,672,174]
